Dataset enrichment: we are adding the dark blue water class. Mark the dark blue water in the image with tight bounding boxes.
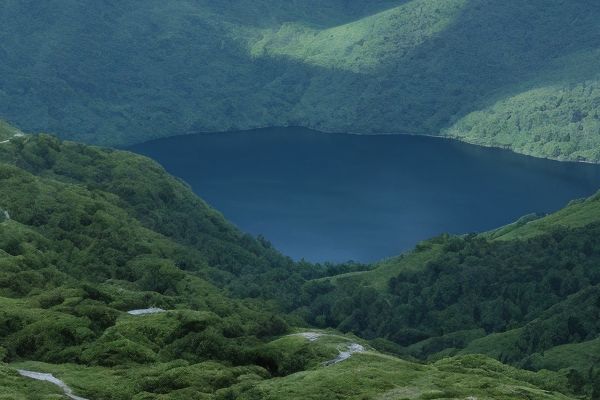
[130,127,600,262]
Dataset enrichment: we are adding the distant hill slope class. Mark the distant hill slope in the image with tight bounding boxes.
[442,50,600,162]
[1,1,600,161]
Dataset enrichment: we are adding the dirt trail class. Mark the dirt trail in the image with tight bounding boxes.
[290,332,322,341]
[323,343,365,366]
[293,332,365,365]
[17,370,89,400]
[127,308,166,315]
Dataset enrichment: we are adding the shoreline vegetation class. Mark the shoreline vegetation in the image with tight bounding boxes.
[2,1,600,162]
[134,126,600,166]
[0,124,598,398]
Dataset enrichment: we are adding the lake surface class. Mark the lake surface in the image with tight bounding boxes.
[130,127,600,263]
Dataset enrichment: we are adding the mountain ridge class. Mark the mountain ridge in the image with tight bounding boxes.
[2,1,600,161]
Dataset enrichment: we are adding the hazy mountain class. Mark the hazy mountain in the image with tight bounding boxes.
[1,1,600,161]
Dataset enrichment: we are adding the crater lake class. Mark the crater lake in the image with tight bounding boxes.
[130,128,600,262]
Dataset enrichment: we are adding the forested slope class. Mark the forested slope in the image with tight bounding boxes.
[294,192,600,397]
[1,1,600,161]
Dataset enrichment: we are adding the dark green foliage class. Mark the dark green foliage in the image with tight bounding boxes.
[593,375,600,400]
[297,224,600,348]
[0,133,307,397]
[568,369,586,395]
[0,134,340,306]
[291,211,600,397]
[2,2,600,161]
[0,129,595,398]
[250,341,320,377]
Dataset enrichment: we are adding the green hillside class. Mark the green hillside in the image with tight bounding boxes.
[247,0,467,73]
[293,193,600,397]
[1,1,600,161]
[0,127,587,398]
[443,51,600,163]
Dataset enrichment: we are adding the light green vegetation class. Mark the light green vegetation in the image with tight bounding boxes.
[462,329,600,379]
[248,0,467,73]
[317,244,443,291]
[255,352,572,400]
[444,73,600,162]
[2,1,600,161]
[295,191,600,397]
[0,363,67,399]
[526,337,600,373]
[3,336,576,400]
[8,359,269,400]
[489,192,600,240]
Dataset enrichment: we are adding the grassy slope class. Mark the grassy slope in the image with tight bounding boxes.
[255,351,572,400]
[317,244,444,292]
[489,192,600,241]
[306,190,600,387]
[0,362,67,399]
[248,0,467,73]
[338,190,600,288]
[443,50,600,162]
[4,334,575,400]
[1,1,600,161]
[526,337,600,373]
[459,285,600,373]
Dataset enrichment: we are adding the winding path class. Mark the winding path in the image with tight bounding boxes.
[290,332,322,342]
[323,343,365,366]
[127,307,166,315]
[293,332,365,365]
[17,370,89,400]
[16,306,164,398]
